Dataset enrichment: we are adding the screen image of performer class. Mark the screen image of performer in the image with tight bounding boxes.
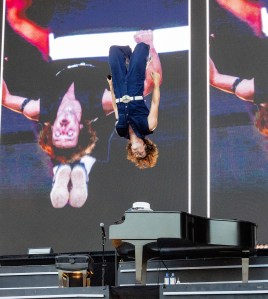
[3,0,106,208]
[107,30,162,169]
[2,65,101,208]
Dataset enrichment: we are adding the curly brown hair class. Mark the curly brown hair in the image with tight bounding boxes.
[255,105,268,137]
[38,120,98,163]
[126,138,159,169]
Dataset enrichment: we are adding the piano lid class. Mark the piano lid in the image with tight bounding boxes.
[109,210,257,250]
[109,211,193,241]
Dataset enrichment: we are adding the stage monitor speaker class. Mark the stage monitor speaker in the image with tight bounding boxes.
[55,254,94,287]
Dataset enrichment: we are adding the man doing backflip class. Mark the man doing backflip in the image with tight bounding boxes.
[107,30,162,169]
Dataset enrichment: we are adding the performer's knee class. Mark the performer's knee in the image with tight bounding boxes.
[109,45,121,57]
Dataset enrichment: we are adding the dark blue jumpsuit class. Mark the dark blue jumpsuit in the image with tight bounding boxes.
[109,42,153,140]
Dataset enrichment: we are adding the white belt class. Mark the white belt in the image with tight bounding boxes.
[116,95,144,104]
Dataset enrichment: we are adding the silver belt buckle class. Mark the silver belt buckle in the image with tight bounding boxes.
[121,95,131,103]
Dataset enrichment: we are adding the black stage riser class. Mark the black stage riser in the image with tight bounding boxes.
[118,256,268,286]
[160,283,268,299]
[2,284,268,299]
[3,256,268,288]
[0,286,110,299]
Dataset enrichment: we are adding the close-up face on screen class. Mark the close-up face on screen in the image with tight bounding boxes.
[0,0,189,254]
[210,0,268,243]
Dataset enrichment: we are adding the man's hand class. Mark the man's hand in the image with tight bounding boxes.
[106,75,113,90]
[105,75,118,119]
[151,72,161,87]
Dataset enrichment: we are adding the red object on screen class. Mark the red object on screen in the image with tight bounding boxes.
[216,0,263,37]
[6,0,50,60]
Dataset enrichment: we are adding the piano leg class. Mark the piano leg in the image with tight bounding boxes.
[134,241,149,285]
[242,257,249,283]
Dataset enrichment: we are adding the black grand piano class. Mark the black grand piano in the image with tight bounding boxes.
[109,211,257,284]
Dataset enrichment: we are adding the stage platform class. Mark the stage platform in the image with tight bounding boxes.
[1,283,268,298]
[1,251,268,298]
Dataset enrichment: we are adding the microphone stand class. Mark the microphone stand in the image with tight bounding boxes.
[101,231,106,287]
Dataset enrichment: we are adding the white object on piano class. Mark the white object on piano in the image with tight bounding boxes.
[130,202,153,211]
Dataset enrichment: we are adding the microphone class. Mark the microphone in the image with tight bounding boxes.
[100,223,106,239]
[100,223,106,286]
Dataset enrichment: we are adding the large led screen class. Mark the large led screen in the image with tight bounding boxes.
[0,0,189,255]
[210,0,268,243]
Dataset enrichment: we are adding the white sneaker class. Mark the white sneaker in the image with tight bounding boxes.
[69,163,88,208]
[50,164,71,208]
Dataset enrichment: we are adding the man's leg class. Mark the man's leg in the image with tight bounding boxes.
[127,42,149,97]
[109,45,132,98]
[133,30,163,96]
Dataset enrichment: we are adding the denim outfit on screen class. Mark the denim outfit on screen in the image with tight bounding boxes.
[109,42,153,140]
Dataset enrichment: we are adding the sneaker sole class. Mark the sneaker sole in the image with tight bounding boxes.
[50,165,71,208]
[69,166,88,208]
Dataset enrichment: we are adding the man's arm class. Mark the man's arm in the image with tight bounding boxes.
[2,79,40,120]
[144,46,163,97]
[106,77,118,120]
[101,88,115,116]
[148,72,161,131]
[209,57,254,102]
